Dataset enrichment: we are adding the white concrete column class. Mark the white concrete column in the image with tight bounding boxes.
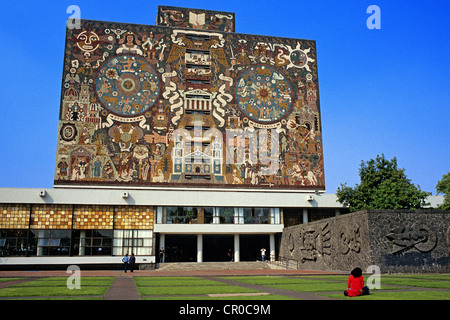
[197,234,203,262]
[79,230,86,256]
[213,207,220,224]
[159,234,165,252]
[269,234,275,261]
[302,208,308,224]
[156,206,163,224]
[234,234,240,262]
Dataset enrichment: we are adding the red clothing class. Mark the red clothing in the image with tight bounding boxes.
[346,275,364,297]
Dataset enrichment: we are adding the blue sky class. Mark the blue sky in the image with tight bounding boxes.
[0,0,448,194]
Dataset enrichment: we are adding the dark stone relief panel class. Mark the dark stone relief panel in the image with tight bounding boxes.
[280,210,450,273]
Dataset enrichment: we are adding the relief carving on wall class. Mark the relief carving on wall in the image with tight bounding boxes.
[338,224,361,254]
[385,222,437,254]
[446,226,450,254]
[297,222,331,262]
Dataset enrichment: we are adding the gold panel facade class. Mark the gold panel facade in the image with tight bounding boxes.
[73,205,114,229]
[114,206,154,230]
[30,205,73,229]
[0,204,30,229]
[1,204,155,231]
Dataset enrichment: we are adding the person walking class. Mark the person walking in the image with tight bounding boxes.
[122,253,129,273]
[260,248,266,261]
[129,253,136,272]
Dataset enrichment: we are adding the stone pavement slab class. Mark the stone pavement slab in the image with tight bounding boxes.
[103,275,141,300]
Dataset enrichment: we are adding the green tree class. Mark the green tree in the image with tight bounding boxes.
[336,154,430,212]
[436,172,450,210]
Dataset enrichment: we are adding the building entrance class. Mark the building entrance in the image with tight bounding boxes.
[203,235,234,262]
[164,235,197,262]
[240,234,270,261]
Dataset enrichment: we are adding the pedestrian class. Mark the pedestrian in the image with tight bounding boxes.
[122,253,129,273]
[129,253,136,272]
[260,248,266,261]
[159,247,165,263]
[227,248,234,262]
[344,267,370,297]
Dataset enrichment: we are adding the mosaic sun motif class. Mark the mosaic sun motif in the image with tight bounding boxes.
[95,54,160,117]
[235,65,293,123]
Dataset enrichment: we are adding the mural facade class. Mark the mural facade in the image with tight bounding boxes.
[55,6,325,190]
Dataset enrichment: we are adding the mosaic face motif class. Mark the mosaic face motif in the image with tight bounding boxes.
[95,55,160,117]
[55,6,325,190]
[235,65,292,123]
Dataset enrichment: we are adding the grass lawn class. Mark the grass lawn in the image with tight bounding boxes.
[138,284,261,296]
[135,276,262,297]
[10,277,115,287]
[322,291,450,300]
[376,275,450,289]
[0,277,114,299]
[134,276,228,287]
[222,276,403,291]
[0,285,108,298]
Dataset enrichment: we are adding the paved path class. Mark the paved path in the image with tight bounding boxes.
[103,274,141,300]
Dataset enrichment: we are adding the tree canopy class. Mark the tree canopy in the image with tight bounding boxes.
[436,172,450,210]
[336,154,430,212]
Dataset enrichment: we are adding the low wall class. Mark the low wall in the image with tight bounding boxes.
[279,210,450,273]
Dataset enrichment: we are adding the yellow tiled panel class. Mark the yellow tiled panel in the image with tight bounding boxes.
[114,206,154,230]
[73,205,114,229]
[1,204,154,230]
[30,205,72,229]
[0,204,30,229]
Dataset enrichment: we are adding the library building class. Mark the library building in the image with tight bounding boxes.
[0,6,442,269]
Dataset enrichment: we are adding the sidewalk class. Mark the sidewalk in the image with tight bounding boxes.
[0,268,344,278]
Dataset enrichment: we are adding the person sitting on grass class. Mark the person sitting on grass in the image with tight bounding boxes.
[344,267,370,297]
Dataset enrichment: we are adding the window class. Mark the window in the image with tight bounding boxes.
[165,207,198,224]
[204,207,214,223]
[31,229,71,256]
[113,230,153,256]
[219,207,235,224]
[0,229,29,257]
[241,208,270,224]
[72,230,112,256]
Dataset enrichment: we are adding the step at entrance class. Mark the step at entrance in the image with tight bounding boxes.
[156,261,274,271]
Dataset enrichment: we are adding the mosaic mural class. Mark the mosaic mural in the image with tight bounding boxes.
[55,6,325,190]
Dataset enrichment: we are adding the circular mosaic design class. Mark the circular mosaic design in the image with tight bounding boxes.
[60,123,77,142]
[289,50,308,68]
[235,65,292,123]
[95,55,160,117]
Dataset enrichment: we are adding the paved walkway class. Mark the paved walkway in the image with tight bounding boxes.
[103,274,141,300]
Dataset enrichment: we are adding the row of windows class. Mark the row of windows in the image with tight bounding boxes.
[159,207,280,225]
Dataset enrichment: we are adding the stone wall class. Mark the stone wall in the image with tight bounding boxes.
[279,210,450,273]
